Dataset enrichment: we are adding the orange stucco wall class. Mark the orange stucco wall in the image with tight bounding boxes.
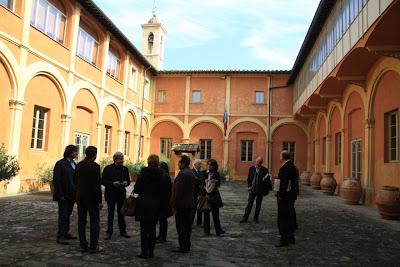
[0,60,12,148]
[329,107,342,183]
[101,105,120,158]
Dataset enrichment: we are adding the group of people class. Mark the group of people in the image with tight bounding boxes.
[52,144,299,258]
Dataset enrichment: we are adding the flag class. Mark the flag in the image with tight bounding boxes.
[223,105,228,136]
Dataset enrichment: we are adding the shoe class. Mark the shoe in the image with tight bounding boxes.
[275,241,289,247]
[254,218,259,224]
[56,238,69,245]
[173,249,189,253]
[240,218,248,223]
[120,232,131,238]
[89,245,104,254]
[216,230,226,236]
[104,233,112,240]
[136,253,149,259]
[65,234,77,240]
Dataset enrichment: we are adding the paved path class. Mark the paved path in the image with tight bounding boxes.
[0,182,399,266]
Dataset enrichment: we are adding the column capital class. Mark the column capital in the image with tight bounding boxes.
[96,122,103,128]
[61,114,72,122]
[9,100,25,109]
[365,118,375,129]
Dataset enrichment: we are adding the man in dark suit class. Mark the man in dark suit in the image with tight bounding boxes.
[53,145,78,245]
[191,159,205,225]
[102,152,131,240]
[74,146,103,253]
[170,155,195,253]
[240,156,270,223]
[275,150,299,247]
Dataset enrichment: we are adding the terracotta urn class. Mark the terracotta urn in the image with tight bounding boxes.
[320,173,337,195]
[376,186,400,220]
[310,172,322,190]
[340,177,362,204]
[300,171,311,186]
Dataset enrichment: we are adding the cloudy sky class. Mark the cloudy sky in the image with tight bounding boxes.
[94,0,320,71]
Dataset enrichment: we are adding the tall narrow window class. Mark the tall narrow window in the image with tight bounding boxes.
[283,141,296,161]
[30,0,66,44]
[0,0,13,10]
[200,139,212,160]
[74,132,89,160]
[385,110,399,162]
[241,140,254,162]
[351,139,362,180]
[157,90,166,104]
[192,90,201,103]
[104,126,111,154]
[144,79,150,100]
[160,138,172,158]
[31,105,49,150]
[129,66,137,90]
[123,131,130,156]
[322,137,327,165]
[76,22,99,65]
[106,49,121,80]
[335,132,342,165]
[255,91,265,104]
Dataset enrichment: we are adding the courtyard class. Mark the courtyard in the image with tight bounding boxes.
[0,181,399,266]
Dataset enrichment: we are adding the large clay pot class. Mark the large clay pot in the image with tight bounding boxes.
[320,173,337,195]
[340,177,362,204]
[300,171,311,186]
[376,186,400,220]
[310,172,322,190]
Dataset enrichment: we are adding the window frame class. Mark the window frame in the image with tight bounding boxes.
[104,125,112,154]
[76,25,99,65]
[157,90,166,104]
[255,91,265,104]
[241,140,254,162]
[192,90,201,104]
[74,132,89,160]
[144,79,151,101]
[128,65,138,91]
[0,0,14,11]
[199,139,212,160]
[283,141,296,161]
[106,49,121,80]
[160,138,172,158]
[31,105,49,150]
[351,139,362,180]
[386,110,399,162]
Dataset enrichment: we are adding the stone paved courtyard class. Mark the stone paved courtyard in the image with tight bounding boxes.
[0,181,399,266]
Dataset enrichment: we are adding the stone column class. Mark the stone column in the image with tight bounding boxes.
[364,118,375,204]
[8,100,25,156]
[307,141,313,172]
[117,129,124,152]
[325,134,332,172]
[314,139,320,173]
[133,134,140,162]
[61,114,72,150]
[96,122,102,157]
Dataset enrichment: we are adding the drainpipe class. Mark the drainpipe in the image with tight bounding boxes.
[137,65,152,161]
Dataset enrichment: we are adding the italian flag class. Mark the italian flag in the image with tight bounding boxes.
[223,106,228,136]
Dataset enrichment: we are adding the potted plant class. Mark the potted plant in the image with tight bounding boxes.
[126,160,145,181]
[0,144,20,193]
[35,163,54,194]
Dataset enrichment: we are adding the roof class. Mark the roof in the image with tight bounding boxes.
[287,0,336,84]
[76,0,158,76]
[159,70,290,75]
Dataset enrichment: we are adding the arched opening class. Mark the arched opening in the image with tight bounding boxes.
[329,107,342,183]
[101,104,120,158]
[0,59,14,148]
[123,111,136,159]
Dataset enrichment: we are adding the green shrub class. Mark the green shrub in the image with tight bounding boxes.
[125,160,145,177]
[218,168,230,182]
[159,153,171,166]
[0,144,20,182]
[35,163,53,184]
[99,157,113,172]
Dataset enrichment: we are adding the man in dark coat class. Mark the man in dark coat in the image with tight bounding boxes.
[191,159,205,225]
[240,156,270,223]
[53,145,78,245]
[275,150,299,247]
[134,154,164,259]
[102,152,131,240]
[74,146,103,253]
[170,155,196,253]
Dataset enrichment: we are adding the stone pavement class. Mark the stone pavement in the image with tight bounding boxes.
[0,181,399,267]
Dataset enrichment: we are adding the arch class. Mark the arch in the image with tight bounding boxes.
[0,41,20,100]
[151,116,185,137]
[121,104,138,129]
[270,118,309,140]
[315,112,328,139]
[100,96,122,124]
[226,117,267,137]
[189,116,224,137]
[342,84,367,116]
[70,81,100,115]
[326,101,344,132]
[22,62,68,113]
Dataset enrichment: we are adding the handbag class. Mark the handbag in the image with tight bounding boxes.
[120,195,137,216]
[197,195,211,212]
[262,175,273,196]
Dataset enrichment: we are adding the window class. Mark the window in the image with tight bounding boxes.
[157,90,166,104]
[200,139,212,160]
[144,79,150,100]
[351,139,362,180]
[31,105,48,150]
[74,132,89,160]
[322,137,327,165]
[241,140,254,162]
[160,138,172,158]
[106,49,121,80]
[255,91,265,104]
[385,110,399,162]
[192,90,201,103]
[124,131,130,156]
[0,0,13,10]
[76,22,99,65]
[128,66,137,90]
[335,132,342,165]
[313,141,316,164]
[283,141,296,161]
[31,0,66,44]
[104,126,111,154]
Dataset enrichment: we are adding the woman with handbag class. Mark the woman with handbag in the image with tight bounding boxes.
[133,154,164,259]
[203,159,225,237]
[156,161,173,243]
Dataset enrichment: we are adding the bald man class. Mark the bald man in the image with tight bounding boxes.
[240,156,270,223]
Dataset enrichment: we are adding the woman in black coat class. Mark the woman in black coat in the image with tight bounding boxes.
[156,161,172,243]
[203,159,225,236]
[133,155,164,259]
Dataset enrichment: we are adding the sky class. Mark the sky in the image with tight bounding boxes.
[94,0,320,71]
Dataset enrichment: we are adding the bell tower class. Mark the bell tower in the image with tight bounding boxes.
[141,14,167,70]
